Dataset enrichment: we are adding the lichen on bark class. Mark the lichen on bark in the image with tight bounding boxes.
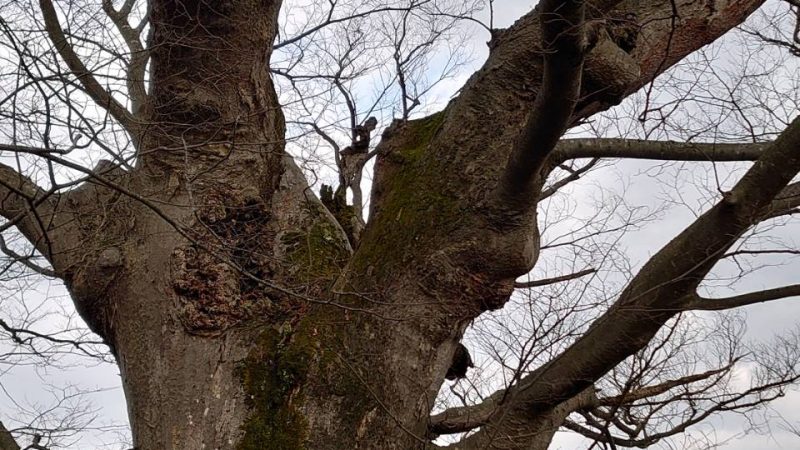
[279,201,352,284]
[353,111,460,283]
[237,326,314,450]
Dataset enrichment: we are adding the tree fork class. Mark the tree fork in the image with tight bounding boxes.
[10,0,774,448]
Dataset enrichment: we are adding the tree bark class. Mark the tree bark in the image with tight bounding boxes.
[9,0,774,449]
[0,422,20,450]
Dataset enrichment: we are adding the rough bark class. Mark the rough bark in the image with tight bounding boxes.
[4,0,779,449]
[0,422,19,450]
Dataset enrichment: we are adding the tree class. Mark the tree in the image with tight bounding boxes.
[0,0,799,448]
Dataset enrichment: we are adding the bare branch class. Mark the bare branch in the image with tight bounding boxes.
[429,389,504,435]
[0,234,57,277]
[762,181,800,219]
[551,138,766,163]
[688,284,800,311]
[497,0,587,205]
[569,359,799,448]
[454,113,800,448]
[274,3,429,50]
[597,363,735,406]
[39,0,137,132]
[0,316,105,359]
[0,163,57,257]
[101,0,148,116]
[515,268,596,289]
[723,249,800,258]
[0,144,69,156]
[540,157,600,200]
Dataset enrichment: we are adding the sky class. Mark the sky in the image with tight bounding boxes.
[1,0,800,449]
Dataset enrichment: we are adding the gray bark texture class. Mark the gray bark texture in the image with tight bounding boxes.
[5,0,798,449]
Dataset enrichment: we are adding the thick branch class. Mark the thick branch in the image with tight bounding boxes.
[341,0,772,445]
[0,421,20,450]
[551,138,766,163]
[498,0,587,205]
[430,364,731,437]
[429,389,505,435]
[40,0,137,131]
[362,0,766,282]
[456,112,800,448]
[0,163,57,258]
[687,284,800,311]
[763,181,800,219]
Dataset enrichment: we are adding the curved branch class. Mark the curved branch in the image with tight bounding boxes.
[688,284,800,311]
[596,363,735,406]
[540,157,600,199]
[101,0,148,116]
[429,388,505,435]
[0,316,105,358]
[274,3,429,50]
[39,0,137,132]
[497,0,588,205]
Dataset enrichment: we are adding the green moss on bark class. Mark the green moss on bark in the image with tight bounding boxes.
[237,113,456,447]
[353,111,461,281]
[237,201,351,449]
[319,184,360,245]
[237,327,315,449]
[280,202,351,284]
[238,317,381,450]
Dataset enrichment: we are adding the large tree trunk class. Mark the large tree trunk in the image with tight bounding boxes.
[28,1,768,449]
